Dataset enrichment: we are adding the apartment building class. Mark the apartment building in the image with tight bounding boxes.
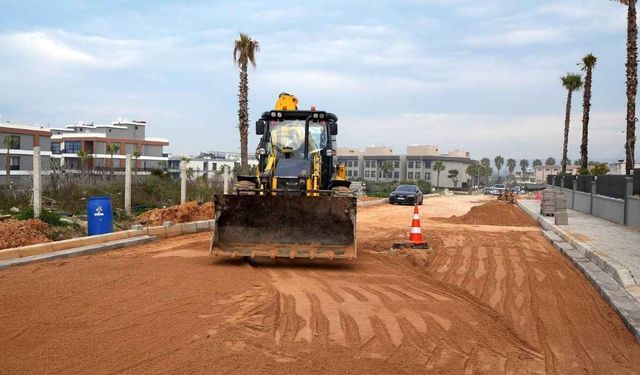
[50,119,169,170]
[609,160,640,175]
[534,165,580,183]
[167,151,258,180]
[0,122,52,183]
[337,145,475,188]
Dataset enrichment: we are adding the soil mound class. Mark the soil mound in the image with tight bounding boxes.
[437,201,537,227]
[0,219,51,250]
[136,201,213,226]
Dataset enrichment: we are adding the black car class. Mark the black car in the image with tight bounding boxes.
[389,184,424,205]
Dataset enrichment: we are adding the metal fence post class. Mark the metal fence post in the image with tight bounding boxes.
[624,171,634,226]
[590,176,597,215]
[572,178,577,210]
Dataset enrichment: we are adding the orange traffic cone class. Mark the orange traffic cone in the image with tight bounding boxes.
[408,204,427,245]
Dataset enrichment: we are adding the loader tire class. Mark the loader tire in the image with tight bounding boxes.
[331,186,353,197]
[234,180,256,195]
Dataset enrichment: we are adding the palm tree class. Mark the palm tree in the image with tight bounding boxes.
[233,33,259,175]
[506,158,516,181]
[380,161,394,179]
[3,135,19,184]
[432,161,445,188]
[132,149,141,175]
[466,162,480,188]
[614,1,637,175]
[533,159,543,168]
[519,159,530,181]
[494,155,504,180]
[106,143,120,174]
[560,73,583,174]
[579,53,597,170]
[447,169,459,188]
[76,150,90,173]
[480,157,491,185]
[545,157,556,166]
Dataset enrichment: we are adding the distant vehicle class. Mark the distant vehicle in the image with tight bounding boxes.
[389,184,423,205]
[488,184,506,196]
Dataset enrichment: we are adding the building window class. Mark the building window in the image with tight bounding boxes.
[10,156,20,170]
[365,161,370,168]
[371,161,377,167]
[425,172,431,180]
[168,160,181,169]
[353,171,358,178]
[211,163,217,171]
[424,160,431,169]
[51,142,61,154]
[415,172,421,179]
[65,141,81,154]
[408,172,414,179]
[408,161,414,169]
[365,170,370,178]
[394,161,399,168]
[347,170,352,177]
[393,171,399,179]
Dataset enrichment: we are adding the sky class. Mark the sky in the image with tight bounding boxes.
[0,0,637,163]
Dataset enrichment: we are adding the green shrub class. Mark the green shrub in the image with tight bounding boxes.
[15,207,65,226]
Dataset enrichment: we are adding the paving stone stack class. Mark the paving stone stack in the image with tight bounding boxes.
[554,191,569,225]
[540,190,556,216]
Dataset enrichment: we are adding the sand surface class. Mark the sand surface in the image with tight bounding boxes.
[1,196,639,374]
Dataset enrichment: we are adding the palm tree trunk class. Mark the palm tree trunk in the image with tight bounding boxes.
[580,66,593,170]
[238,61,249,175]
[626,0,638,176]
[436,172,440,188]
[562,90,573,175]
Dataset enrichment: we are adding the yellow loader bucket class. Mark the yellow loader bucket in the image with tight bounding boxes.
[211,194,357,260]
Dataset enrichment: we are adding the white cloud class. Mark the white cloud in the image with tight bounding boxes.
[466,28,570,47]
[0,30,159,69]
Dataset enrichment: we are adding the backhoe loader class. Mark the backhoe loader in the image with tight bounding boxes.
[210,93,356,260]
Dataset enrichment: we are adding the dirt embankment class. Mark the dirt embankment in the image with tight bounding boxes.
[0,219,51,250]
[136,201,213,226]
[436,201,537,227]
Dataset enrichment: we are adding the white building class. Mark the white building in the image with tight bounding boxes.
[337,145,476,188]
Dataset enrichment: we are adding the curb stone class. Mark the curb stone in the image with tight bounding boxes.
[0,236,156,270]
[518,201,640,342]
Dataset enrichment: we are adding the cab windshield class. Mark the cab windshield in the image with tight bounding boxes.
[268,120,327,158]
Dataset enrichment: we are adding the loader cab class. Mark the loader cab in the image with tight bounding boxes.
[255,110,338,190]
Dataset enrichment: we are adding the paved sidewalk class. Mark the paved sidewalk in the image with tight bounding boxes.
[519,199,640,298]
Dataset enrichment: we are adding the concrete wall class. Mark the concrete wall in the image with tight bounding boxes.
[628,197,640,227]
[574,191,591,213]
[550,184,637,227]
[592,195,625,225]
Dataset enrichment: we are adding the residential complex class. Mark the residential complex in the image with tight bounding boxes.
[337,145,476,188]
[167,151,258,180]
[534,165,580,183]
[0,122,52,183]
[50,119,169,171]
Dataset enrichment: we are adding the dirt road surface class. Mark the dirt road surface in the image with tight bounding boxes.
[2,196,640,374]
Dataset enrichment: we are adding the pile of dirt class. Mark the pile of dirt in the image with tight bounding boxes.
[136,201,214,226]
[0,219,52,250]
[437,201,537,227]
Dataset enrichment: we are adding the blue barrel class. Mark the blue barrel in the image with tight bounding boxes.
[87,196,113,236]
